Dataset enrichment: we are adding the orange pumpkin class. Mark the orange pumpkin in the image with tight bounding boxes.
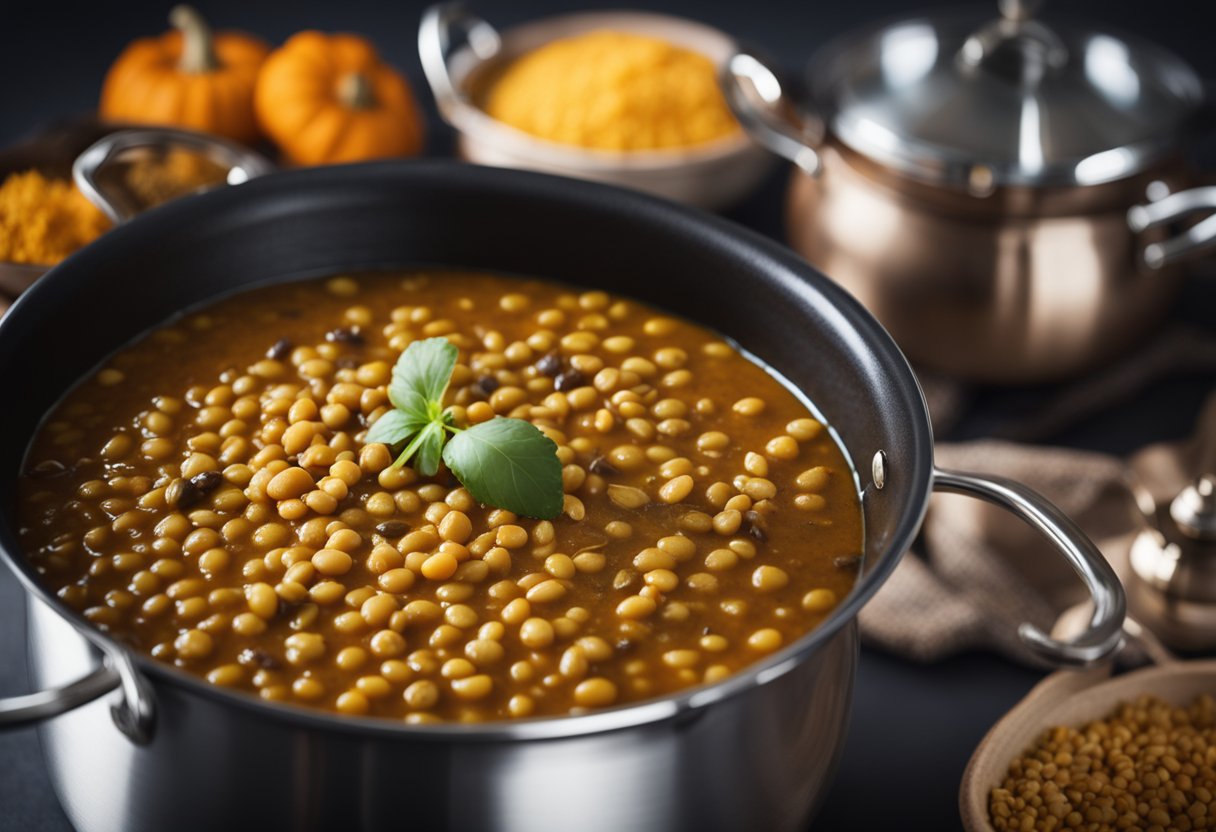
[254,32,424,166]
[100,6,269,144]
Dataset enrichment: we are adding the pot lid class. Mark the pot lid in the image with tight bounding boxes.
[807,0,1206,190]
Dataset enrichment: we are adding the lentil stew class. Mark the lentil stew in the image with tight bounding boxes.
[18,270,862,723]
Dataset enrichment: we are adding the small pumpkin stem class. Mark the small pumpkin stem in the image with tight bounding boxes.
[170,5,219,74]
[338,73,379,110]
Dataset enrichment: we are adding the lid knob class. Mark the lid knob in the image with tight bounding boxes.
[998,0,1042,22]
[960,0,1067,86]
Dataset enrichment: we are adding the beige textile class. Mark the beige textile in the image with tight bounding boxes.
[859,333,1216,666]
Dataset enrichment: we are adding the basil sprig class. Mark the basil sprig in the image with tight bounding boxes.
[365,338,563,519]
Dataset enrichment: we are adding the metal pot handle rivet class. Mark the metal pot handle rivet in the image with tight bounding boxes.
[1127,186,1216,269]
[871,450,887,490]
[72,126,275,224]
[720,49,824,176]
[0,637,155,744]
[419,2,502,122]
[933,467,1126,666]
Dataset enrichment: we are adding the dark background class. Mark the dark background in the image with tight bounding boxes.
[1,1,1214,830]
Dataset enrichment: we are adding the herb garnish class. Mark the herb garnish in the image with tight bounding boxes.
[365,337,563,519]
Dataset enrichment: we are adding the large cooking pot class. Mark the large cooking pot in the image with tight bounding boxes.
[725,0,1216,383]
[0,163,1123,831]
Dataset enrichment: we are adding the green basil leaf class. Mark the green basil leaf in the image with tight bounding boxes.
[393,420,446,475]
[412,422,447,478]
[388,338,457,419]
[365,408,424,448]
[442,418,562,519]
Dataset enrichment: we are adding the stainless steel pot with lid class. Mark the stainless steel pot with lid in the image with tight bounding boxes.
[807,0,1205,191]
[726,0,1216,382]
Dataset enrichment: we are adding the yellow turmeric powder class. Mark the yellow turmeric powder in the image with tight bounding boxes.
[0,170,110,265]
[0,152,229,267]
[480,30,740,151]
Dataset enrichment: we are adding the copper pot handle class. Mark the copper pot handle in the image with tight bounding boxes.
[721,50,824,176]
[1127,185,1216,269]
[933,468,1126,666]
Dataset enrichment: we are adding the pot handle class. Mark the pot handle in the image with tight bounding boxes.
[933,467,1126,666]
[1127,185,1216,269]
[721,49,824,176]
[419,3,502,122]
[73,126,275,224]
[0,633,155,744]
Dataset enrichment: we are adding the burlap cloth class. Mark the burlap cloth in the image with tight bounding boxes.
[860,327,1216,666]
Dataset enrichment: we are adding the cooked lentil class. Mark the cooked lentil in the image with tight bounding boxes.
[19,271,861,722]
[991,694,1216,832]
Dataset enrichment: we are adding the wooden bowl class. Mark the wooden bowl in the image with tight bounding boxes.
[960,659,1216,831]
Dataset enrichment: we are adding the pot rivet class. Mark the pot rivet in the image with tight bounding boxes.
[871,451,887,491]
[967,165,995,197]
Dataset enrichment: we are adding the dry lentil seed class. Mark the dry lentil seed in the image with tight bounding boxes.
[990,694,1216,832]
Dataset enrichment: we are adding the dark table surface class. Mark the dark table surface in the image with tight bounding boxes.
[2,0,1214,830]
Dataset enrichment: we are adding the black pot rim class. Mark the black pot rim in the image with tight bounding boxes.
[0,160,933,742]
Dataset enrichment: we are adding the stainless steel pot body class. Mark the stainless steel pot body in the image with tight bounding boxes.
[0,163,1123,831]
[27,594,857,832]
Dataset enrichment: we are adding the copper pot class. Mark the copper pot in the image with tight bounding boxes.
[726,2,1216,383]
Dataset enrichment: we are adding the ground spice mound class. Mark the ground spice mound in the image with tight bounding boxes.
[990,693,1216,832]
[481,30,740,151]
[0,170,110,265]
[121,149,229,210]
